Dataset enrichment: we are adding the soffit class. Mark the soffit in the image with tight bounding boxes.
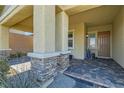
[69,5,122,27]
[58,5,102,15]
[12,16,33,32]
[1,5,33,27]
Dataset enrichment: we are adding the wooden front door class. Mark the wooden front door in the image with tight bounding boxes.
[97,31,110,57]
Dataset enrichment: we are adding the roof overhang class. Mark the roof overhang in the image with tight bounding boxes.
[57,5,102,15]
[0,5,33,27]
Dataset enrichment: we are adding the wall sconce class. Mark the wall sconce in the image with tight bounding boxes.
[86,34,88,38]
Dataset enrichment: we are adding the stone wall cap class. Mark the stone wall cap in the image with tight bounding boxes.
[59,51,71,54]
[28,52,60,59]
[0,48,12,51]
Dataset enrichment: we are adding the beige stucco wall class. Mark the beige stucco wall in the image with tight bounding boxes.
[56,12,62,51]
[33,5,55,53]
[56,12,68,52]
[69,23,86,59]
[69,24,113,59]
[0,25,9,49]
[112,7,124,68]
[9,32,33,54]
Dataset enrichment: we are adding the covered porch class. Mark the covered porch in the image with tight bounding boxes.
[64,59,124,88]
[0,5,124,88]
[7,58,124,88]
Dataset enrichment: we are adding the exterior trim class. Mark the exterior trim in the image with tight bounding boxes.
[0,5,18,22]
[28,51,71,59]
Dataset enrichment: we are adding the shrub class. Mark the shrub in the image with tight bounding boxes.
[0,60,10,88]
[7,70,39,88]
[16,52,26,57]
[9,54,17,58]
[9,52,27,58]
[0,60,10,75]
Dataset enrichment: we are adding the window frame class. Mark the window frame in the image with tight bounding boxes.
[87,32,97,50]
[68,30,74,49]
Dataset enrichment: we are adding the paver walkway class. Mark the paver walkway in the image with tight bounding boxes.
[64,59,124,88]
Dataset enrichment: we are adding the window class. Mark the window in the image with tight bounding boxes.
[68,31,74,49]
[88,33,96,49]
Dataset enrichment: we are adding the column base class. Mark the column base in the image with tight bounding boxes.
[0,49,11,60]
[57,51,71,71]
[28,51,71,82]
[28,52,60,82]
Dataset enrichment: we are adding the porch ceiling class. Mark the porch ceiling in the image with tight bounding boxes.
[70,5,122,27]
[1,5,33,27]
[1,5,122,32]
[58,5,102,16]
[12,16,33,32]
[10,5,104,32]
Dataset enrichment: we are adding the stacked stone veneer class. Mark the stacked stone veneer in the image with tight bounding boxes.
[57,53,70,70]
[0,50,10,60]
[31,56,58,82]
[30,53,70,82]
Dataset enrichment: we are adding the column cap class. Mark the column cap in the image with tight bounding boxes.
[28,52,60,59]
[0,48,12,51]
[28,51,71,59]
[59,51,71,54]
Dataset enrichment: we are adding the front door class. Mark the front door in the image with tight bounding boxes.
[97,31,110,57]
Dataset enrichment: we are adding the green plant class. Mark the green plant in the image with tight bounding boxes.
[10,52,27,59]
[0,60,10,75]
[7,70,39,88]
[0,72,8,88]
[16,52,22,57]
[16,52,26,57]
[0,60,10,88]
[0,58,40,88]
[9,54,18,58]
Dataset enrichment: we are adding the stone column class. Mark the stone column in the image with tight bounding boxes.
[0,25,11,60]
[28,5,59,82]
[56,11,70,70]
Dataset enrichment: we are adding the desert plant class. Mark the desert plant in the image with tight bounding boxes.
[0,60,10,88]
[7,70,40,88]
[0,60,10,77]
[9,52,27,59]
[0,77,7,88]
[9,54,18,58]
[16,52,27,58]
[0,56,40,88]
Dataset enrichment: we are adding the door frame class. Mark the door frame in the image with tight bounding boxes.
[87,30,112,59]
[97,31,111,58]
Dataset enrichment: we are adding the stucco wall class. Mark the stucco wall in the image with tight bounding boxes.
[0,25,9,49]
[56,12,68,51]
[9,32,33,54]
[112,7,124,68]
[33,5,55,53]
[69,23,86,59]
